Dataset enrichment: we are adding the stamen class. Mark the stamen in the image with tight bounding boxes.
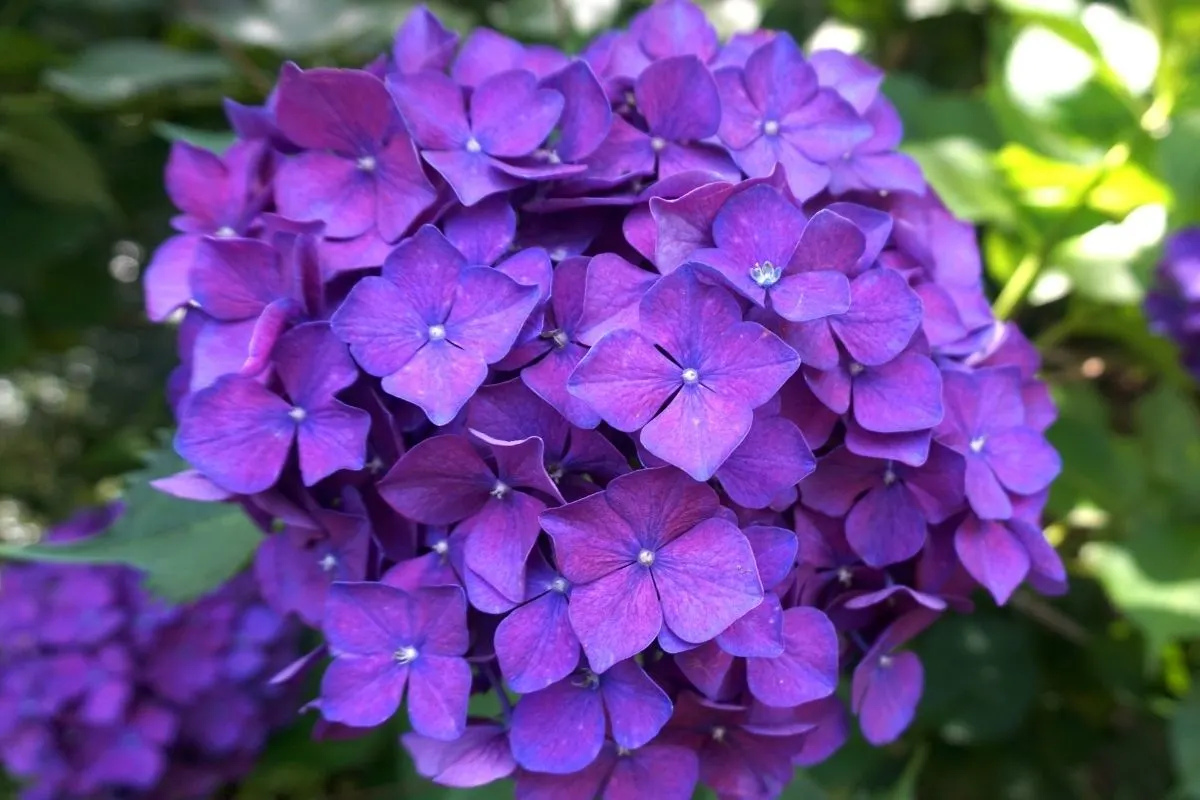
[550,577,568,593]
[465,137,483,154]
[681,368,699,385]
[215,226,237,238]
[749,261,782,288]
[650,137,667,152]
[356,155,377,172]
[638,549,655,567]
[711,725,727,742]
[394,645,418,664]
[837,566,853,586]
[428,324,447,342]
[490,480,511,499]
[288,407,307,422]
[318,554,338,572]
[432,540,449,555]
[848,362,865,376]
[879,654,894,668]
[969,436,986,453]
[762,119,780,136]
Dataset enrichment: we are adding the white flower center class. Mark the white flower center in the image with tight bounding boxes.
[215,226,237,238]
[465,137,483,153]
[432,540,449,555]
[428,324,447,341]
[356,155,377,172]
[638,549,655,567]
[837,566,853,586]
[711,725,727,742]
[883,466,897,486]
[681,367,699,385]
[762,119,780,136]
[550,577,568,593]
[394,645,418,664]
[318,554,338,572]
[848,362,865,376]
[749,261,782,288]
[969,436,987,453]
[549,247,568,262]
[490,480,511,499]
[879,654,894,668]
[650,136,667,152]
[288,406,307,422]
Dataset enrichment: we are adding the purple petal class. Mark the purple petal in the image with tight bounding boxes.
[636,56,721,142]
[986,428,1061,495]
[851,650,923,745]
[606,744,700,800]
[296,403,371,486]
[845,483,927,567]
[717,415,814,510]
[150,470,231,502]
[746,607,839,707]
[275,150,376,239]
[567,329,680,431]
[275,64,395,153]
[541,492,640,583]
[650,180,735,273]
[541,60,612,162]
[461,492,546,604]
[471,70,564,158]
[382,340,489,425]
[600,659,673,749]
[577,254,659,345]
[522,345,600,429]
[392,7,459,75]
[447,266,540,362]
[569,565,662,673]
[495,591,579,693]
[603,466,721,547]
[832,268,922,366]
[402,724,514,789]
[330,276,427,377]
[453,28,526,87]
[654,517,763,644]
[852,353,944,433]
[375,133,438,242]
[743,34,817,119]
[378,434,493,524]
[771,270,852,323]
[144,235,201,321]
[641,385,752,481]
[788,208,866,277]
[674,641,737,699]
[637,0,718,62]
[843,419,933,467]
[716,593,784,658]
[954,517,1030,605]
[510,678,606,774]
[444,197,516,265]
[964,456,1013,519]
[190,237,285,321]
[174,376,294,495]
[319,655,407,728]
[387,69,470,150]
[744,525,799,590]
[407,656,471,740]
[423,149,524,206]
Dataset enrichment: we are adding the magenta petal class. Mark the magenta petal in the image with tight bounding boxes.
[522,345,600,429]
[641,385,753,481]
[716,593,784,658]
[423,149,523,206]
[495,591,579,693]
[295,403,371,485]
[541,492,639,583]
[382,340,489,425]
[447,266,541,362]
[569,565,662,673]
[144,235,201,321]
[330,276,427,377]
[375,134,439,241]
[852,353,944,434]
[845,483,927,567]
[606,744,699,800]
[567,329,680,431]
[832,269,923,366]
[654,518,763,643]
[174,376,294,494]
[577,254,659,346]
[744,525,799,591]
[275,65,394,152]
[771,270,852,323]
[407,656,471,740]
[674,641,736,699]
[541,60,612,162]
[717,415,815,509]
[954,517,1030,605]
[190,238,284,321]
[746,607,839,707]
[387,70,470,150]
[510,678,606,774]
[319,655,407,728]
[600,659,672,749]
[402,724,514,789]
[852,650,923,745]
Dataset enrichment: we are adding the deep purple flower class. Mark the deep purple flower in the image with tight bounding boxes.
[391,5,459,75]
[805,346,944,436]
[715,35,869,200]
[274,64,437,241]
[515,741,700,800]
[850,608,936,745]
[954,515,1066,605]
[319,582,471,737]
[493,552,580,693]
[540,468,763,672]
[389,68,578,205]
[569,266,799,480]
[937,367,1061,520]
[403,723,515,789]
[331,225,540,425]
[509,659,672,773]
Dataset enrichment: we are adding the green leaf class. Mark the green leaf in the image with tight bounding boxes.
[1172,685,1200,798]
[916,611,1038,744]
[0,444,261,602]
[152,121,237,155]
[903,138,1016,224]
[0,109,114,212]
[1134,385,1200,497]
[186,0,414,55]
[44,40,230,105]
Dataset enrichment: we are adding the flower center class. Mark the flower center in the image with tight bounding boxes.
[837,566,853,586]
[681,367,699,385]
[573,669,601,690]
[879,654,894,668]
[215,226,237,238]
[848,362,865,376]
[428,324,447,341]
[637,549,655,567]
[490,480,511,499]
[547,463,565,483]
[549,247,568,262]
[356,155,377,172]
[288,406,307,422]
[882,466,897,486]
[465,137,483,154]
[318,553,338,572]
[550,577,568,593]
[711,725,727,742]
[432,540,449,555]
[749,261,782,288]
[394,645,418,664]
[762,119,780,136]
[969,436,986,453]
[650,136,667,152]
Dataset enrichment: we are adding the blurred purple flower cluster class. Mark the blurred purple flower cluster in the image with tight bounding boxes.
[144,1,1065,797]
[0,505,300,799]
[1147,228,1200,377]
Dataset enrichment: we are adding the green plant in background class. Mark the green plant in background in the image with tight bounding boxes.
[0,0,1198,797]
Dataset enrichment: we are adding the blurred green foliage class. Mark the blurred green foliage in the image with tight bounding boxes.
[1,0,1199,797]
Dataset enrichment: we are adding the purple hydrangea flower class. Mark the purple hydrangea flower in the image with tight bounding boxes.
[1147,228,1200,377]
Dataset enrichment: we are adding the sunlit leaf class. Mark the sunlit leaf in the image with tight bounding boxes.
[44,40,230,104]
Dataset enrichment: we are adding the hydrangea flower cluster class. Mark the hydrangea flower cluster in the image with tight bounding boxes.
[1147,227,1200,377]
[0,505,300,799]
[146,2,1065,797]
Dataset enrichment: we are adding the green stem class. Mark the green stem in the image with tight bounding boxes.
[992,141,1132,320]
